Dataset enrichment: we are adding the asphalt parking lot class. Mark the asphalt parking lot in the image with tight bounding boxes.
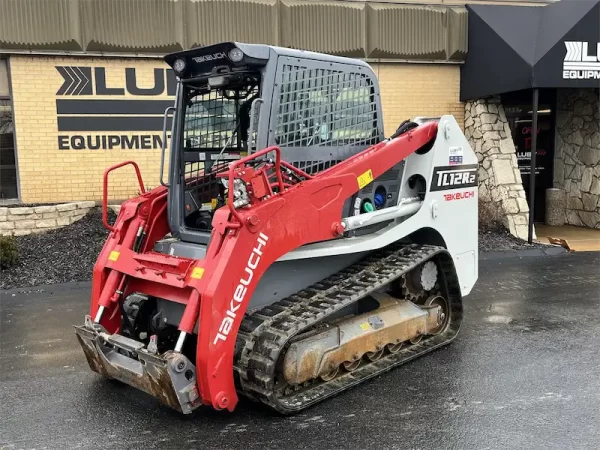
[1,251,599,450]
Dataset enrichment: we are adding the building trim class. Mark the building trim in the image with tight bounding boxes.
[0,0,467,62]
[1,49,464,66]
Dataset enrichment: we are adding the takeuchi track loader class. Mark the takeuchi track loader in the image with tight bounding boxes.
[74,42,479,415]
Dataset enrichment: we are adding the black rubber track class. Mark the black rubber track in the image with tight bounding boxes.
[233,243,463,414]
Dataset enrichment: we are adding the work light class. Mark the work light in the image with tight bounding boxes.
[228,48,244,62]
[173,58,186,75]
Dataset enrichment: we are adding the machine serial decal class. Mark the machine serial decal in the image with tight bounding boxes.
[430,164,478,192]
[443,190,475,201]
[448,146,464,165]
[213,232,269,345]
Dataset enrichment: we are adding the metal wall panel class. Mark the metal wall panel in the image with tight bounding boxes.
[81,0,184,52]
[368,4,449,59]
[0,0,81,50]
[186,0,278,48]
[279,1,366,57]
[446,7,468,60]
[0,0,468,62]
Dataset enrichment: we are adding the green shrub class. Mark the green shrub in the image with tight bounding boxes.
[0,235,19,269]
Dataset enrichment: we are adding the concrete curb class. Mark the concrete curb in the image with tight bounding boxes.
[0,280,92,296]
[479,245,569,260]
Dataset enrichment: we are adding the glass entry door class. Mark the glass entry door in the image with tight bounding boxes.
[502,89,556,223]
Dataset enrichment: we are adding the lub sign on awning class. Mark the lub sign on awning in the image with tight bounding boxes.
[460,0,599,243]
[460,0,600,101]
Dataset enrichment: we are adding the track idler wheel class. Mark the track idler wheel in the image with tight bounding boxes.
[320,368,339,381]
[409,335,423,344]
[424,294,450,335]
[343,359,361,371]
[365,348,384,361]
[386,341,404,354]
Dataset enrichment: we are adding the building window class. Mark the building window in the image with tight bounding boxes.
[0,58,18,200]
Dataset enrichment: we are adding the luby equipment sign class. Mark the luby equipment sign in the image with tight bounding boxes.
[55,66,176,150]
[562,41,600,80]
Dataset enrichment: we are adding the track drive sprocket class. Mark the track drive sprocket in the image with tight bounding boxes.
[400,260,439,304]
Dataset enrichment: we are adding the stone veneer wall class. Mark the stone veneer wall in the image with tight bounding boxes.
[0,201,95,236]
[464,97,532,240]
[554,88,600,228]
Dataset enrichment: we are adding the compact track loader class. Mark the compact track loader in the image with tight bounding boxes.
[74,42,479,415]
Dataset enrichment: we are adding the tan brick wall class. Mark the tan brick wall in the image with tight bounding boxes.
[9,56,463,203]
[10,55,171,203]
[372,62,464,136]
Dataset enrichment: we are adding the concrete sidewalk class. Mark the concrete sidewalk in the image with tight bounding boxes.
[535,224,600,251]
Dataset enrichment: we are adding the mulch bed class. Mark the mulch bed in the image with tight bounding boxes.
[1,209,551,290]
[1,207,116,290]
[478,226,549,252]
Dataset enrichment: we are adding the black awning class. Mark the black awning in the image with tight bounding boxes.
[460,0,600,101]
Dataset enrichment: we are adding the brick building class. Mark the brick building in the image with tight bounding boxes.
[460,0,600,237]
[0,0,474,205]
[4,0,594,240]
[1,56,463,204]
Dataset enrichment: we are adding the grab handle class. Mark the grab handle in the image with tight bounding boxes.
[102,161,145,232]
[160,106,176,187]
[248,98,263,152]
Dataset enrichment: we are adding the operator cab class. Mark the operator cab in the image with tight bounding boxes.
[163,43,268,240]
[162,42,386,248]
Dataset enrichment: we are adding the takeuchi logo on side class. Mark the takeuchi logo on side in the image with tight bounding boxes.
[562,41,600,80]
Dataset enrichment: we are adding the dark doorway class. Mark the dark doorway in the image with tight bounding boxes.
[0,58,18,200]
[502,89,557,222]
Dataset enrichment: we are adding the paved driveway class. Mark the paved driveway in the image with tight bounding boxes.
[1,252,599,450]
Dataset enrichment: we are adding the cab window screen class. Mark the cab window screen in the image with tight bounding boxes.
[275,65,378,148]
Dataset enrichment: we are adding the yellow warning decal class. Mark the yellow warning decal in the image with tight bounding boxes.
[191,267,205,279]
[357,169,374,189]
[359,322,371,331]
[108,251,120,262]
[211,198,218,209]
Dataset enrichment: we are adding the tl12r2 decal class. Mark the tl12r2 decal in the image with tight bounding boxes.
[430,164,478,192]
